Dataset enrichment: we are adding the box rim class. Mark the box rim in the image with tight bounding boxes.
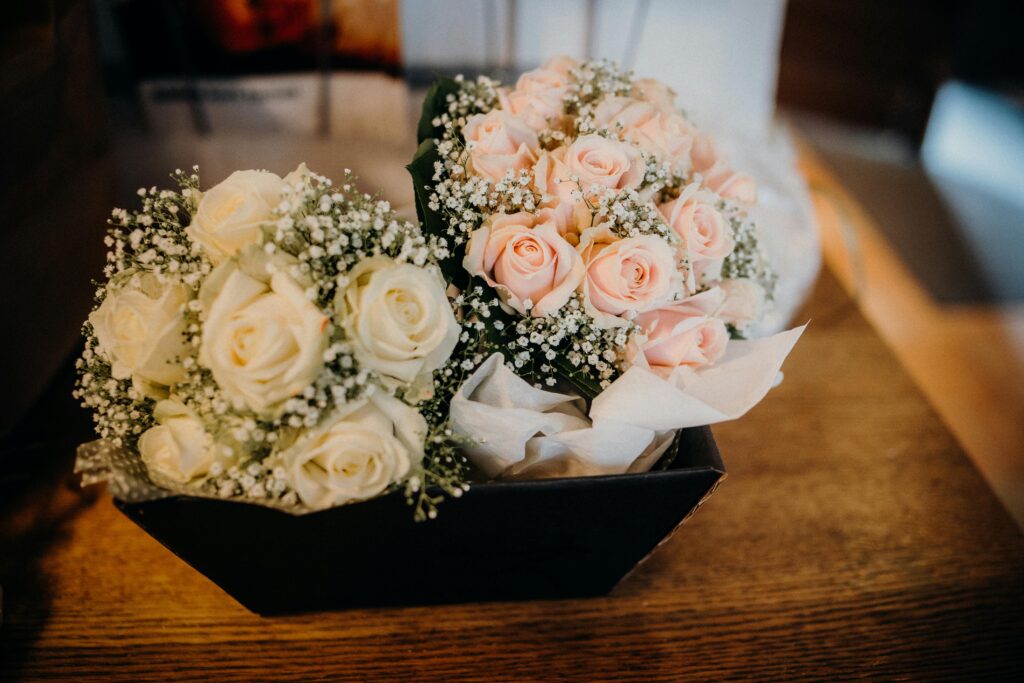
[114,426,724,519]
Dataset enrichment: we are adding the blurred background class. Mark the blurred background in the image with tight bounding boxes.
[2,0,1022,523]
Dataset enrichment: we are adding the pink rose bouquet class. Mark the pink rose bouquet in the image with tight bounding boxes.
[409,57,804,479]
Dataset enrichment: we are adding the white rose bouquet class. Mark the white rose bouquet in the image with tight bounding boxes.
[408,57,805,478]
[75,165,469,519]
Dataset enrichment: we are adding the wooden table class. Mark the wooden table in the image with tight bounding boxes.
[3,264,1023,679]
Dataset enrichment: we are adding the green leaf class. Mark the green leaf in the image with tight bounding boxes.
[416,76,462,144]
[550,355,603,402]
[406,139,468,290]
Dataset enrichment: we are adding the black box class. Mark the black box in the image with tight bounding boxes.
[115,426,724,615]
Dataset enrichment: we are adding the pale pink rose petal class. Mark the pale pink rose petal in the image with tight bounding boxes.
[690,133,718,174]
[594,97,694,174]
[632,77,678,113]
[714,171,758,204]
[498,68,570,132]
[718,278,766,329]
[542,55,580,77]
[691,135,758,204]
[578,226,680,325]
[659,192,735,262]
[532,149,593,237]
[635,288,729,373]
[464,111,540,182]
[463,212,582,317]
[564,134,645,198]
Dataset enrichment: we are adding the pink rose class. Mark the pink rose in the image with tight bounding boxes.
[563,134,645,200]
[541,54,580,77]
[635,288,729,374]
[632,78,678,113]
[659,191,734,261]
[532,148,593,239]
[463,211,584,317]
[594,97,694,174]
[691,133,718,174]
[706,168,758,204]
[578,224,680,326]
[718,278,765,330]
[463,110,540,182]
[690,133,757,203]
[498,68,570,132]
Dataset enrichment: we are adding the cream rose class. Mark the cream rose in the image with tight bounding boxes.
[593,97,694,174]
[464,211,584,317]
[199,254,329,417]
[463,110,540,182]
[337,257,459,395]
[578,224,680,327]
[282,391,425,509]
[563,134,645,199]
[718,278,766,331]
[89,273,189,394]
[634,288,729,374]
[498,67,570,131]
[659,189,735,261]
[138,400,216,483]
[186,169,291,265]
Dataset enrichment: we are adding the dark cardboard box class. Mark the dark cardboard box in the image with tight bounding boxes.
[115,426,724,615]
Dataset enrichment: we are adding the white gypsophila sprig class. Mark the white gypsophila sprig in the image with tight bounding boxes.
[563,58,634,116]
[719,199,776,299]
[74,336,154,449]
[591,185,675,242]
[75,169,206,452]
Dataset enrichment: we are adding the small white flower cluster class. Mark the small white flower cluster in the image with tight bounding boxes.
[75,342,153,447]
[505,294,632,390]
[721,201,776,292]
[77,166,468,519]
[426,77,541,252]
[102,169,208,285]
[414,57,777,395]
[593,186,676,241]
[275,168,445,309]
[563,59,636,115]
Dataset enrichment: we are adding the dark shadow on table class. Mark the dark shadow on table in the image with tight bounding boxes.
[0,356,98,681]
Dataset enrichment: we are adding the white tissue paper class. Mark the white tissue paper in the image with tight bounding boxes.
[450,325,806,480]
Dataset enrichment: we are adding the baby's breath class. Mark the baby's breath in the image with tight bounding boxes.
[720,199,777,299]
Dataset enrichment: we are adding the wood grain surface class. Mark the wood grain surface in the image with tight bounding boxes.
[2,267,1023,681]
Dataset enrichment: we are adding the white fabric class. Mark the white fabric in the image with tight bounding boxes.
[451,323,805,479]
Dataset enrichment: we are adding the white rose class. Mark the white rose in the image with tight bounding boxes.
[89,273,189,395]
[186,169,293,264]
[199,254,330,417]
[337,257,458,397]
[281,391,426,509]
[138,400,215,483]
